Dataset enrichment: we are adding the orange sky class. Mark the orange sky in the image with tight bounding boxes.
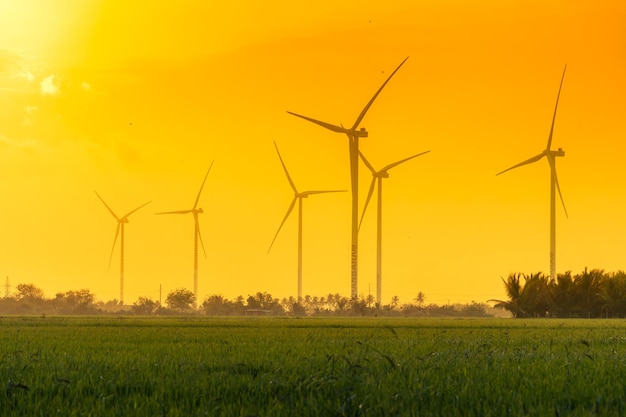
[0,0,625,305]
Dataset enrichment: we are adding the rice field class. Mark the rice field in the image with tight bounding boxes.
[2,316,626,416]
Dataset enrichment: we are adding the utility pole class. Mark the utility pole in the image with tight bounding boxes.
[4,276,9,298]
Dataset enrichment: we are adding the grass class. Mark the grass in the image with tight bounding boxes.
[2,316,626,416]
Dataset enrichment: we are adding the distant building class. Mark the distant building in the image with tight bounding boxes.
[244,309,272,316]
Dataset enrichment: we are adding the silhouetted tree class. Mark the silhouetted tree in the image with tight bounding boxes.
[15,283,45,301]
[246,292,283,314]
[202,294,245,315]
[53,289,97,314]
[491,273,526,317]
[550,271,576,317]
[492,269,626,318]
[9,283,48,313]
[132,297,161,315]
[281,296,306,316]
[600,271,626,318]
[414,292,426,306]
[573,268,605,317]
[459,302,491,317]
[335,294,349,312]
[165,288,195,312]
[522,273,551,317]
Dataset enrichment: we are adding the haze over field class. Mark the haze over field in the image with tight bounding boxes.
[0,1,625,305]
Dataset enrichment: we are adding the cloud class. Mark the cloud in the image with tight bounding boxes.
[22,106,39,126]
[0,49,20,75]
[0,134,38,151]
[18,71,35,82]
[0,50,34,93]
[40,75,59,95]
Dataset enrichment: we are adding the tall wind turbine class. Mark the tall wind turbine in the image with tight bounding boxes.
[156,162,214,306]
[268,142,345,300]
[497,66,568,281]
[95,192,150,305]
[358,149,430,305]
[288,57,409,299]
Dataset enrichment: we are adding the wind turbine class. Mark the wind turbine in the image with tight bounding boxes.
[156,161,214,306]
[268,142,345,300]
[288,57,409,299]
[358,149,430,305]
[95,192,150,305]
[497,65,568,281]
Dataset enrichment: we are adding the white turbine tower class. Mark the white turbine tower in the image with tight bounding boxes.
[288,57,409,299]
[497,66,568,281]
[156,162,214,306]
[95,192,150,305]
[268,142,346,300]
[358,150,430,305]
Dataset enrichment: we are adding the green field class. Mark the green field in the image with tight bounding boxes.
[2,317,626,416]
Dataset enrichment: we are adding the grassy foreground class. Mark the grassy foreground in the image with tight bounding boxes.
[2,317,626,416]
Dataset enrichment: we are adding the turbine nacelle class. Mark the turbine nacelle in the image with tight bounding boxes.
[354,127,368,138]
[547,148,565,157]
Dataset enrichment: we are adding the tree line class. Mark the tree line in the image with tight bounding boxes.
[0,284,497,317]
[491,268,626,318]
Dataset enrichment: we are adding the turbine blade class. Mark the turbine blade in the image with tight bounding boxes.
[108,223,121,270]
[351,57,409,131]
[195,213,208,259]
[548,157,568,218]
[301,190,347,196]
[546,65,567,151]
[287,112,347,133]
[155,210,192,215]
[122,201,151,220]
[382,150,431,172]
[95,191,120,221]
[268,197,297,253]
[274,141,298,193]
[193,161,214,209]
[496,153,544,176]
[359,178,377,231]
[358,150,376,173]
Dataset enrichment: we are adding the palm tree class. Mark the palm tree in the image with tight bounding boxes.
[319,295,327,309]
[303,294,312,309]
[326,293,336,310]
[550,271,576,317]
[335,294,348,312]
[601,271,626,318]
[521,272,551,317]
[574,268,606,317]
[414,292,426,306]
[490,273,525,317]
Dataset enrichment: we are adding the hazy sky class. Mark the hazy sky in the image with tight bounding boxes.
[0,0,624,305]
